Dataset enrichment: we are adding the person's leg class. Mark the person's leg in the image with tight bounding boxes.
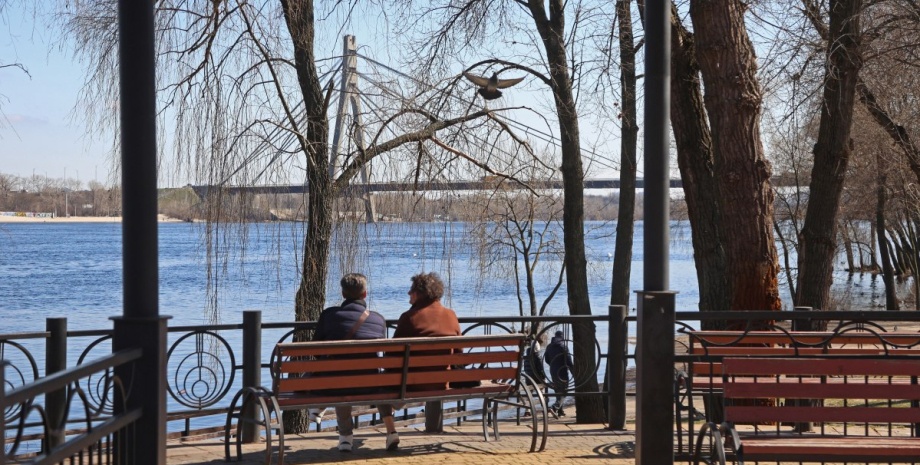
[377,404,399,451]
[556,384,568,416]
[336,406,354,451]
[552,381,564,409]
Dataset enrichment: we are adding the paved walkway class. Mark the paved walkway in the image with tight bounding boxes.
[167,412,637,465]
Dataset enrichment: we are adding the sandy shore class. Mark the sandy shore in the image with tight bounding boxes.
[0,214,183,223]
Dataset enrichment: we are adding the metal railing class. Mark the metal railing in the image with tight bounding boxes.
[2,309,629,459]
[1,349,142,465]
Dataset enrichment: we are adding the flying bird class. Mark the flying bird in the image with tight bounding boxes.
[463,72,525,100]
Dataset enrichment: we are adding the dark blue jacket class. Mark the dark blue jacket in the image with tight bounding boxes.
[544,335,574,384]
[314,299,387,341]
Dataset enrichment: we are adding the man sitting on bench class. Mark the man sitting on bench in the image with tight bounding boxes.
[314,273,399,452]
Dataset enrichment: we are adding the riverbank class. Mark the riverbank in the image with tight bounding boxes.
[0,214,183,223]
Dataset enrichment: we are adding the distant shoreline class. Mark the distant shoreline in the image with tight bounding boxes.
[0,214,183,223]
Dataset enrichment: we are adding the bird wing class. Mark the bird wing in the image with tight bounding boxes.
[463,72,491,87]
[495,76,524,89]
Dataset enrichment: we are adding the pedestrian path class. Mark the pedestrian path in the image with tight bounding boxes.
[167,411,637,465]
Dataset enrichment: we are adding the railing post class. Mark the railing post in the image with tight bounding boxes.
[636,291,676,465]
[242,311,262,443]
[46,318,68,449]
[608,305,627,429]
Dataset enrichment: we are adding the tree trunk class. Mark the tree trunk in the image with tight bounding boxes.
[840,221,855,272]
[876,168,899,310]
[526,0,602,423]
[795,0,863,315]
[869,221,879,270]
[610,0,637,308]
[690,0,781,314]
[774,218,798,301]
[669,1,730,325]
[281,0,333,433]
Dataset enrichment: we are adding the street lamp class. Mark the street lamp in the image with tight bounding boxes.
[63,188,71,218]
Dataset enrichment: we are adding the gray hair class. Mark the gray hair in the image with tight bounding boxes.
[340,273,367,300]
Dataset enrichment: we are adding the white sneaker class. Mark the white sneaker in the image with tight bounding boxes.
[308,407,326,424]
[338,434,353,452]
[386,432,400,451]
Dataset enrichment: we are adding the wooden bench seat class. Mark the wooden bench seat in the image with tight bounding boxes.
[693,356,920,464]
[735,436,920,461]
[224,334,548,465]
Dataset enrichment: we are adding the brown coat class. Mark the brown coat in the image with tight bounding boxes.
[393,299,461,338]
[393,299,461,390]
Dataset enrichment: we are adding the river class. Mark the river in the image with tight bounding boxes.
[0,220,892,333]
[0,219,900,438]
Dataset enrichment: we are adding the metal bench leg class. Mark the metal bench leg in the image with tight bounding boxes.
[481,398,500,442]
[254,395,275,465]
[520,373,549,452]
[224,388,248,461]
[268,396,284,465]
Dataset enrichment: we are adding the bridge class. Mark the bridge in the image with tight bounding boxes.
[188,178,684,199]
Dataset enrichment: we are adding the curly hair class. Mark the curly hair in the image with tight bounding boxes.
[340,273,368,300]
[410,272,444,301]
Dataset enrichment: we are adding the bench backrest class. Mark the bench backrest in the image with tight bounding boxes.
[721,357,920,426]
[272,334,524,402]
[687,331,920,378]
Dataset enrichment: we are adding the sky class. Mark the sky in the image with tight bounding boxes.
[0,5,113,186]
[0,4,629,191]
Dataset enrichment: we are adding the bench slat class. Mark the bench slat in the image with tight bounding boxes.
[278,350,520,374]
[725,380,920,400]
[277,366,519,392]
[277,335,523,357]
[723,357,920,377]
[689,347,915,356]
[690,331,920,346]
[726,405,920,424]
[692,376,918,390]
[274,382,514,408]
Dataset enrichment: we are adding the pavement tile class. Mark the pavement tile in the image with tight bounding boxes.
[167,410,638,465]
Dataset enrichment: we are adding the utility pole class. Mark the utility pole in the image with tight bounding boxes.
[330,35,377,223]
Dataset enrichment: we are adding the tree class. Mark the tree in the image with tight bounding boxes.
[394,0,607,422]
[63,0,525,432]
[795,0,864,315]
[689,0,783,314]
[609,0,639,309]
[874,153,899,309]
[667,1,732,321]
[469,161,567,335]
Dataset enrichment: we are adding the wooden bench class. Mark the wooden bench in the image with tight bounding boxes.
[675,329,920,456]
[692,356,920,464]
[681,330,920,404]
[224,334,548,464]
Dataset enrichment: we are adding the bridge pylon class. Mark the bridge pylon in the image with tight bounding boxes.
[330,35,377,223]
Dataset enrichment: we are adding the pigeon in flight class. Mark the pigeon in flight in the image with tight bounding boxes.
[463,72,525,100]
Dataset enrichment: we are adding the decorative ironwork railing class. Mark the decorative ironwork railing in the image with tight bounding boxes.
[2,312,625,456]
[8,308,920,463]
[1,349,142,465]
